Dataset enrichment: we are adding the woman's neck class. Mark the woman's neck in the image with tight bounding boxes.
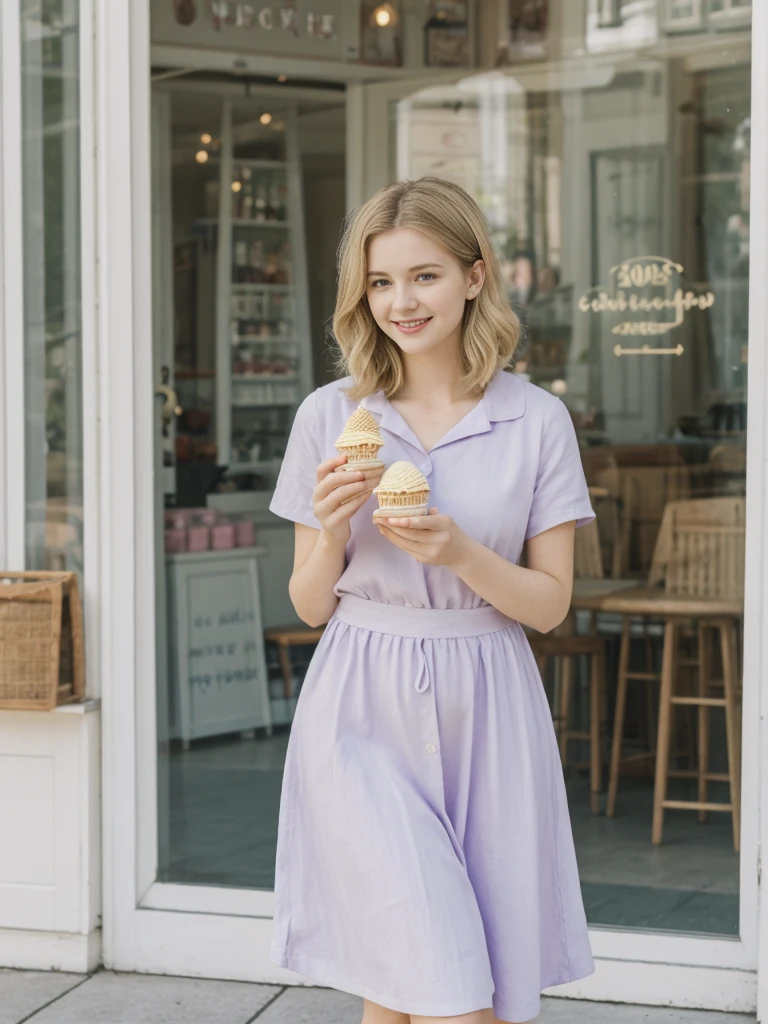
[396,350,476,405]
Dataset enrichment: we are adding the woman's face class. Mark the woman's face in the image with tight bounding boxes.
[365,227,484,359]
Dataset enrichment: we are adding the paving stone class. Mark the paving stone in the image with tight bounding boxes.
[537,997,755,1024]
[20,971,281,1024]
[255,984,362,1023]
[0,970,84,1024]
[3,970,756,1024]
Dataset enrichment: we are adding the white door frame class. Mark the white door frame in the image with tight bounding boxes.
[0,0,26,572]
[100,0,766,1013]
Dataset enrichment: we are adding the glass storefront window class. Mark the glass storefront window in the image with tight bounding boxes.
[150,0,751,946]
[387,14,750,937]
[21,0,83,576]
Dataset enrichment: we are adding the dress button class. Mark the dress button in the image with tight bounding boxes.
[425,743,437,754]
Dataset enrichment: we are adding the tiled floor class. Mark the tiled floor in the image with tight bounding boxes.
[160,722,740,934]
[0,970,756,1024]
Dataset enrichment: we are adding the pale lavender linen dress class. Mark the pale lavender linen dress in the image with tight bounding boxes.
[267,368,596,1022]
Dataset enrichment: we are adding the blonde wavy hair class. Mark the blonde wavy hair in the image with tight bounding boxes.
[332,176,521,401]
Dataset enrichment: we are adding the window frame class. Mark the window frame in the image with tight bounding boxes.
[0,0,100,697]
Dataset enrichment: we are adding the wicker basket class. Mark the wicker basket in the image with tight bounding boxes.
[0,571,85,710]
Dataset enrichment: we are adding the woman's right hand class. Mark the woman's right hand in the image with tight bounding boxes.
[312,455,383,545]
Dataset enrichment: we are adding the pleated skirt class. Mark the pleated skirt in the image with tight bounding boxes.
[269,594,595,1023]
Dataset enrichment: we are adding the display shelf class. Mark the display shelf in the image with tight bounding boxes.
[231,283,292,293]
[231,401,296,409]
[234,336,301,345]
[228,460,283,473]
[210,157,287,170]
[196,218,290,228]
[213,101,313,478]
[232,372,298,381]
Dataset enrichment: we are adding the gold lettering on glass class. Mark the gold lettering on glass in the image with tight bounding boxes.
[576,256,715,356]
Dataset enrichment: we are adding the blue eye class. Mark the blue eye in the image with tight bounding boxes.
[417,273,435,282]
[370,278,389,288]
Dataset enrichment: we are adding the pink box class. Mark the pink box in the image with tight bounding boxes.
[212,523,236,550]
[235,520,255,547]
[187,525,210,552]
[165,528,187,553]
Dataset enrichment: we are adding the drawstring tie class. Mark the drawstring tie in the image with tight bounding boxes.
[414,637,431,693]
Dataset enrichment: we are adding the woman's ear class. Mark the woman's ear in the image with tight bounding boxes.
[467,259,486,300]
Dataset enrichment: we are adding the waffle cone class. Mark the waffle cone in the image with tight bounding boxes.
[335,407,383,452]
[372,460,430,517]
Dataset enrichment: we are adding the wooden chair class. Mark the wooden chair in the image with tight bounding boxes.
[617,460,691,579]
[581,450,628,578]
[529,634,605,814]
[528,516,607,814]
[599,497,744,848]
[264,624,325,699]
[574,517,604,583]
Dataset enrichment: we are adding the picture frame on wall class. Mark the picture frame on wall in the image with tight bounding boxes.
[498,0,549,64]
[424,1,470,67]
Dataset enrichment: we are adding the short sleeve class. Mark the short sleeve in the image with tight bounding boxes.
[269,390,323,529]
[525,399,596,541]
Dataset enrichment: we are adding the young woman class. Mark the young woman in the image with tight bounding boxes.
[268,177,596,1024]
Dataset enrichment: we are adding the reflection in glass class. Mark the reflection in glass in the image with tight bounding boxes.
[21,0,83,577]
[150,4,751,942]
[390,32,749,938]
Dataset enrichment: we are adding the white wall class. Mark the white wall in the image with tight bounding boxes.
[0,704,101,971]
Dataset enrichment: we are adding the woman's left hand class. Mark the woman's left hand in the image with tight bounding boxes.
[375,508,473,568]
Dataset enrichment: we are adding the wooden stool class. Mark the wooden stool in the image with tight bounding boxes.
[604,614,698,819]
[653,617,742,850]
[529,634,605,814]
[264,624,325,699]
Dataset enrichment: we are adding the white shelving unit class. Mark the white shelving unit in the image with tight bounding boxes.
[211,101,313,485]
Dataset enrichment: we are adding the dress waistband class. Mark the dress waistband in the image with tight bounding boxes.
[332,594,517,640]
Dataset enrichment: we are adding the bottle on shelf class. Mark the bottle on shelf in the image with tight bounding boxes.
[267,180,281,221]
[250,239,266,283]
[255,182,267,222]
[275,242,291,284]
[276,181,287,221]
[241,167,254,220]
[264,249,280,284]
[234,240,249,284]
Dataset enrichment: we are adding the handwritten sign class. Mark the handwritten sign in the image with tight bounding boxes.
[577,255,715,356]
[188,607,263,693]
[167,549,272,745]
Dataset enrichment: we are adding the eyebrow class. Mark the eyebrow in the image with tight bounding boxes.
[366,263,444,277]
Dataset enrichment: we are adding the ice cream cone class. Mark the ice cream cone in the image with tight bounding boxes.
[335,406,385,471]
[372,461,430,519]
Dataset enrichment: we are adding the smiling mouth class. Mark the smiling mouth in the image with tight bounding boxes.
[392,317,432,327]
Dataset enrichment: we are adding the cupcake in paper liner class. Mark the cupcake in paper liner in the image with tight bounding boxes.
[335,406,385,471]
[372,461,430,519]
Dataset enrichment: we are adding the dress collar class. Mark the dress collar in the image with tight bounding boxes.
[359,368,526,456]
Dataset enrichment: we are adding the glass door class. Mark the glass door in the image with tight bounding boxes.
[148,76,346,894]
[361,9,756,999]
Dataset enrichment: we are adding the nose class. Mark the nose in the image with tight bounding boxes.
[391,282,419,315]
